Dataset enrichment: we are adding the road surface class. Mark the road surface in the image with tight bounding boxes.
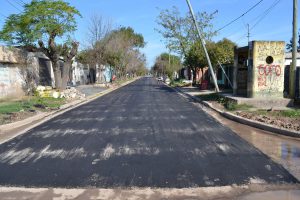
[0,77,298,188]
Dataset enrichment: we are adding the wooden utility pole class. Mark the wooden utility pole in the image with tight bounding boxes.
[290,0,298,98]
[185,0,219,92]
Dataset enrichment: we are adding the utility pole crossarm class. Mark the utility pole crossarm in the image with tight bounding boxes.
[185,0,220,92]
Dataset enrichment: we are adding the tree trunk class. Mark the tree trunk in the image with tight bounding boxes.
[61,61,71,90]
[201,67,204,82]
[52,60,62,90]
[192,68,196,85]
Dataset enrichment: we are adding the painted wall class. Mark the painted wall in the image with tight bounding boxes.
[71,61,88,85]
[0,46,25,64]
[0,64,24,98]
[252,41,285,98]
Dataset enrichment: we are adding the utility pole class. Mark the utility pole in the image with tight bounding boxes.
[290,0,298,98]
[247,24,250,44]
[185,0,219,92]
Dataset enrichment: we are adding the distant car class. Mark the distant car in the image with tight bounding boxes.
[157,77,163,81]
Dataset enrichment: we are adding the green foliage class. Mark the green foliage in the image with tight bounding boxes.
[184,38,236,70]
[152,52,182,79]
[0,0,81,46]
[286,30,300,52]
[210,38,236,65]
[115,27,145,48]
[0,102,24,114]
[0,97,65,114]
[81,25,147,78]
[280,109,300,118]
[156,6,217,58]
[170,79,191,87]
[196,93,252,111]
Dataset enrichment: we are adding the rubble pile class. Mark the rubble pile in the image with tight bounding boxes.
[36,85,86,100]
[61,87,86,100]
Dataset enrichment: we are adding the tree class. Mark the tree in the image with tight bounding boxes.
[0,0,81,90]
[286,30,300,52]
[209,38,236,66]
[87,14,112,48]
[152,53,181,79]
[103,26,146,79]
[184,38,235,82]
[80,24,146,81]
[156,6,217,59]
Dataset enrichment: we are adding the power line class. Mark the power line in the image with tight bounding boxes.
[216,0,264,32]
[13,0,25,6]
[19,0,25,4]
[226,0,282,44]
[0,12,7,18]
[250,0,282,30]
[5,0,22,12]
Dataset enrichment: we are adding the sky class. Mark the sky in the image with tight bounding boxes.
[0,0,297,68]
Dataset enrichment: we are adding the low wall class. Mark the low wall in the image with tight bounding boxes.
[0,64,24,98]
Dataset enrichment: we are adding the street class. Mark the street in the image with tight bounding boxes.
[0,77,298,188]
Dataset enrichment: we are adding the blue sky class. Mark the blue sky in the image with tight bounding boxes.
[0,0,297,67]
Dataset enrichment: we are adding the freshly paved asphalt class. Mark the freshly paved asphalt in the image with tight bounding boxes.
[0,77,298,188]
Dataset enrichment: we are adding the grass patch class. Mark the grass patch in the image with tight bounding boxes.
[197,93,222,101]
[225,102,253,111]
[0,97,66,114]
[280,109,300,118]
[170,79,191,87]
[197,93,253,111]
[0,102,24,114]
[252,109,300,118]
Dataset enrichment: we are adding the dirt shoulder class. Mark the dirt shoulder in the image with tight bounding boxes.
[235,110,300,132]
[194,92,300,133]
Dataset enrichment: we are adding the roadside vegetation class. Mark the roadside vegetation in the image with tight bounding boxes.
[170,79,191,87]
[196,93,253,111]
[152,6,235,84]
[196,93,300,131]
[0,97,66,125]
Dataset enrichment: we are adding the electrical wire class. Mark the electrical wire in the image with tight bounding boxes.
[19,0,26,5]
[13,0,25,6]
[0,12,7,18]
[226,0,282,44]
[250,0,282,30]
[216,0,264,32]
[5,0,22,12]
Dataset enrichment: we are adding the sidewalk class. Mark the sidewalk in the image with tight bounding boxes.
[175,86,300,138]
[76,84,107,97]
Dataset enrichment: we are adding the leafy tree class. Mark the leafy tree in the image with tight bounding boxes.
[209,38,236,66]
[78,25,146,78]
[103,26,146,79]
[286,30,300,52]
[156,6,217,59]
[152,53,181,79]
[0,0,81,90]
[184,38,235,82]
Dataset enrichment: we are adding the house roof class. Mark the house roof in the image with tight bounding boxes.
[285,52,300,59]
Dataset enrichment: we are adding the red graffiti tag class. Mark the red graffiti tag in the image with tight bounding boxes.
[257,65,281,87]
[257,65,281,76]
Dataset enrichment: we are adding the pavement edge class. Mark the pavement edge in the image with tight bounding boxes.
[167,84,300,138]
[0,77,140,144]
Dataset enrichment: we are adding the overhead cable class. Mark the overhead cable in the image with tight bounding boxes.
[216,0,264,32]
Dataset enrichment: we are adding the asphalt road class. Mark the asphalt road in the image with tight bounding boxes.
[0,77,298,188]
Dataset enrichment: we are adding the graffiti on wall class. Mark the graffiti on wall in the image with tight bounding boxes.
[253,41,285,96]
[257,64,281,87]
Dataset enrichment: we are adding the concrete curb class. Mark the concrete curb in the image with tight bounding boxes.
[172,86,300,138]
[0,77,140,144]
